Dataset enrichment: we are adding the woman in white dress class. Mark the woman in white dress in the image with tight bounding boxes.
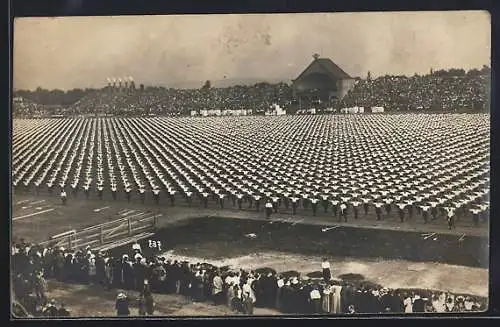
[403,292,413,313]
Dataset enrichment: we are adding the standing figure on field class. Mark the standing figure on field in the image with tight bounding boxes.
[60,189,67,205]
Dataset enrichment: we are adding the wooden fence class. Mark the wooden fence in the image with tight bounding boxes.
[40,211,160,250]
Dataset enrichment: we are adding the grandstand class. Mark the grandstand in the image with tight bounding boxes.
[12,63,489,118]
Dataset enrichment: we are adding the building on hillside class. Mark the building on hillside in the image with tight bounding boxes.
[198,109,248,117]
[222,109,247,116]
[265,104,287,116]
[292,55,355,109]
[371,106,385,113]
[340,106,365,114]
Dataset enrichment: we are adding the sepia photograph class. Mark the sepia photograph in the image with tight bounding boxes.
[11,11,490,318]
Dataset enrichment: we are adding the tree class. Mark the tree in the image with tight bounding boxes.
[480,65,491,75]
[467,68,481,77]
[201,80,211,90]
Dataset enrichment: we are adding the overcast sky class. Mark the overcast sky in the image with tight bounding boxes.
[13,11,490,91]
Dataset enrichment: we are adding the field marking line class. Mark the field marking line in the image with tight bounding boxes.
[13,208,55,221]
[291,219,304,226]
[21,206,32,210]
[30,200,46,205]
[321,225,340,232]
[94,206,110,213]
[15,200,30,205]
[117,209,129,215]
[423,232,437,240]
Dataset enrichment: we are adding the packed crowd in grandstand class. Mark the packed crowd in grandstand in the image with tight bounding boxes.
[12,68,489,118]
[11,240,487,317]
[340,73,489,112]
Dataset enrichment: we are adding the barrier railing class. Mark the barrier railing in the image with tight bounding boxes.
[39,212,160,250]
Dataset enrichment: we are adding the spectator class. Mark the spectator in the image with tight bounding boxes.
[11,240,487,316]
[43,300,59,317]
[115,292,130,316]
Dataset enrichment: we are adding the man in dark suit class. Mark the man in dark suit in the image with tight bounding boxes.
[412,294,425,312]
[57,303,70,317]
[115,292,130,316]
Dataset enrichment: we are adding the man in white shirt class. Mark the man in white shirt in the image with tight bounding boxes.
[150,188,159,204]
[351,200,361,220]
[132,241,142,254]
[60,189,67,205]
[310,198,319,216]
[470,208,481,227]
[265,201,273,219]
[339,203,348,222]
[218,193,225,209]
[310,286,322,314]
[445,207,455,230]
[254,195,262,212]
[125,187,132,203]
[186,191,193,206]
[420,205,430,223]
[290,197,299,215]
[429,201,438,220]
[236,193,243,209]
[397,202,407,222]
[282,192,291,209]
[373,201,383,221]
[83,184,90,199]
[406,199,415,219]
[139,188,145,204]
[361,197,371,216]
[70,183,77,197]
[111,185,117,200]
[201,191,209,208]
[97,185,104,200]
[383,198,393,216]
[330,198,339,217]
[321,194,329,213]
[271,196,280,213]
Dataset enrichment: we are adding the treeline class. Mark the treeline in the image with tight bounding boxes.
[430,65,491,77]
[13,87,98,106]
